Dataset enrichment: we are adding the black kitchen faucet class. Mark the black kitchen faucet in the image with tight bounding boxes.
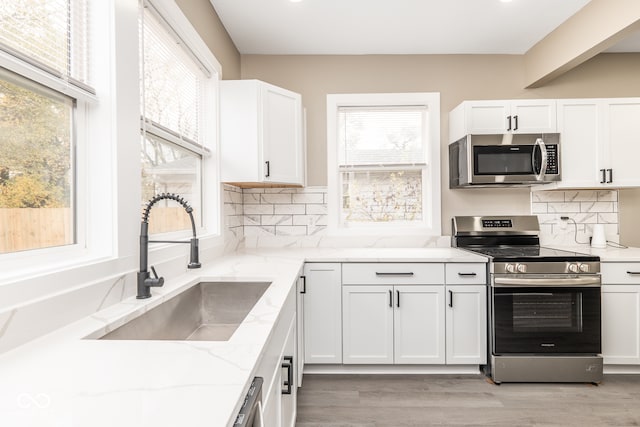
[137,193,201,299]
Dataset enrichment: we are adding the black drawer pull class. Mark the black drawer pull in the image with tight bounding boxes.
[300,275,306,293]
[448,290,453,308]
[396,290,400,308]
[282,356,293,395]
[376,272,414,276]
[389,289,393,307]
[627,271,640,276]
[457,272,477,277]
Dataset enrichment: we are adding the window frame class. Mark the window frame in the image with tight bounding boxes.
[139,0,222,241]
[0,0,94,269]
[326,92,441,236]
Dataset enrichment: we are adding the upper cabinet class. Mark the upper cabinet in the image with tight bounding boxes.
[539,98,640,190]
[220,80,305,187]
[449,100,557,143]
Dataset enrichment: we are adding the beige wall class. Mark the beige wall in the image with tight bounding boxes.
[175,0,240,79]
[240,52,640,233]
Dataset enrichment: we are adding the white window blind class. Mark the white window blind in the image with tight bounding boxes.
[141,2,204,150]
[0,0,91,91]
[338,106,427,167]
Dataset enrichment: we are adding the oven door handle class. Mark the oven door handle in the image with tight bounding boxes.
[493,276,601,287]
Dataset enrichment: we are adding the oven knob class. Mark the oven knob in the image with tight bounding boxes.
[579,263,590,273]
[568,263,580,273]
[506,264,516,273]
[516,263,527,273]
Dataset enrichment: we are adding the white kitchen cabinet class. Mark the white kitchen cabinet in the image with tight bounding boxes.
[601,262,640,365]
[281,317,297,427]
[302,263,342,364]
[342,285,395,364]
[449,100,557,142]
[539,98,640,190]
[341,285,445,365]
[394,285,446,364]
[445,285,487,365]
[295,273,305,386]
[220,79,304,186]
[254,283,296,427]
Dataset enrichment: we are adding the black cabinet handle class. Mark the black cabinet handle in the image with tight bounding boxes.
[600,169,606,184]
[513,115,518,131]
[282,356,293,395]
[627,271,640,276]
[396,290,400,308]
[389,290,393,307]
[300,275,306,293]
[606,168,613,183]
[376,272,414,276]
[458,272,477,277]
[507,115,512,131]
[448,290,453,308]
[265,160,270,177]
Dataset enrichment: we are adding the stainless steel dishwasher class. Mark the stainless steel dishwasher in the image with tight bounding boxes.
[233,377,264,427]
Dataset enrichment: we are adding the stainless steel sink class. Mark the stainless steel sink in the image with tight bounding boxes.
[100,281,271,341]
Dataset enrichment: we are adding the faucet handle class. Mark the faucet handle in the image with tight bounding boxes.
[150,265,159,279]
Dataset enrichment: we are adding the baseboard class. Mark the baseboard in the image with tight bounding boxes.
[604,365,640,374]
[303,364,481,375]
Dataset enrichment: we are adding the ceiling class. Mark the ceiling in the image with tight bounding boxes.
[209,0,640,55]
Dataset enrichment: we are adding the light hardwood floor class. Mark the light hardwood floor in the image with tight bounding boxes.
[296,374,640,426]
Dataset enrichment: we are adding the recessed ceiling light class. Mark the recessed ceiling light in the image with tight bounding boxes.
[290,0,303,3]
[500,0,513,3]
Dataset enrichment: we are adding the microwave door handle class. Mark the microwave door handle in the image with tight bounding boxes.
[532,138,548,181]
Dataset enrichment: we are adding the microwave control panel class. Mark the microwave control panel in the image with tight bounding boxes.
[546,145,558,174]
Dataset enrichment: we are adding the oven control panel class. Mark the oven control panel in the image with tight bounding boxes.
[493,261,600,275]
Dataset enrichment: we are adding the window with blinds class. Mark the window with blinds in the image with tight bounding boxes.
[140,1,209,234]
[337,105,429,225]
[0,0,91,90]
[0,0,89,254]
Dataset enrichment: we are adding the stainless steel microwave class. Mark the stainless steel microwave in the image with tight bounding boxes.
[449,133,561,188]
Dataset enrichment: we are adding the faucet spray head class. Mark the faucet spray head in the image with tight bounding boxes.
[188,237,201,269]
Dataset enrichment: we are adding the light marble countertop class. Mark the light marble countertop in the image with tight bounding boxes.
[0,247,485,427]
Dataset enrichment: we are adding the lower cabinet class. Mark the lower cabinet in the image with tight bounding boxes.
[445,285,487,365]
[302,263,342,364]
[601,285,640,364]
[342,285,445,364]
[254,282,297,427]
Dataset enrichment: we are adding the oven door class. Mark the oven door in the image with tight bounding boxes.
[492,275,601,355]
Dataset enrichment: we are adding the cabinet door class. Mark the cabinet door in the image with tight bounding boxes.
[555,100,601,188]
[603,100,640,187]
[465,101,510,134]
[342,285,394,364]
[296,274,305,385]
[394,285,445,364]
[303,263,342,364]
[445,285,487,364]
[510,100,557,134]
[602,285,640,364]
[262,84,303,185]
[281,317,297,427]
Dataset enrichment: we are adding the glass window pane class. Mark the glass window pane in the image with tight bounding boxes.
[338,107,426,166]
[141,134,201,234]
[0,72,74,253]
[0,0,90,85]
[341,170,422,224]
[142,8,200,142]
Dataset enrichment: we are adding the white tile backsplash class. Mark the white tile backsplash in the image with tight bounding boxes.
[532,190,619,245]
[224,186,329,239]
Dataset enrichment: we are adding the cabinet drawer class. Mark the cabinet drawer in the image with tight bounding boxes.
[342,263,444,285]
[445,263,487,285]
[602,262,640,284]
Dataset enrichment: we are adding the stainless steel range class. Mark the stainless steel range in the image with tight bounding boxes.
[452,215,603,384]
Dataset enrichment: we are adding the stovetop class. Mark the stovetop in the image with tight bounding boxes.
[462,246,600,263]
